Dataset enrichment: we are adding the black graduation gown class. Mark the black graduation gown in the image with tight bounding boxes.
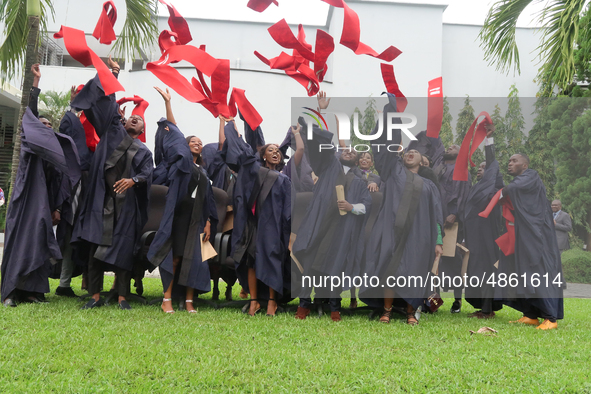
[160,164,219,293]
[1,108,81,301]
[291,125,371,298]
[463,145,504,310]
[360,94,443,309]
[147,119,193,268]
[202,142,235,197]
[501,169,564,320]
[71,74,153,271]
[221,122,291,300]
[279,126,314,193]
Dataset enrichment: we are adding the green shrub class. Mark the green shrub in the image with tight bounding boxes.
[562,248,591,284]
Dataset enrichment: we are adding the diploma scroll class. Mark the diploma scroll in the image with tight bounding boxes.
[336,185,346,216]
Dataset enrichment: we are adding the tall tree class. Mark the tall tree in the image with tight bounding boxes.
[525,96,557,199]
[499,85,526,184]
[547,97,591,249]
[0,0,159,202]
[479,0,588,95]
[454,96,475,147]
[440,96,454,149]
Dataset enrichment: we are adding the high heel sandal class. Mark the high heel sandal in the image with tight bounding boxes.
[162,298,174,314]
[248,299,260,316]
[266,298,278,317]
[379,307,392,323]
[186,299,197,313]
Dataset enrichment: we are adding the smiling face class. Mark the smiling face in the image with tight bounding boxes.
[263,144,281,166]
[551,200,562,213]
[507,154,528,176]
[358,152,373,170]
[403,149,422,169]
[476,161,486,180]
[188,136,203,156]
[124,115,144,136]
[339,148,357,167]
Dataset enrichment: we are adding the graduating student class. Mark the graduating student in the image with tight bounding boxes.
[221,118,291,316]
[407,130,445,169]
[54,84,93,298]
[201,116,237,196]
[148,87,218,313]
[1,64,81,306]
[360,93,443,325]
[462,127,504,318]
[71,57,153,310]
[436,143,470,313]
[292,117,372,321]
[482,153,563,330]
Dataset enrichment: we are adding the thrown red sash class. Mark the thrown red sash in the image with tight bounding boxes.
[322,0,401,62]
[426,77,443,138]
[453,111,492,181]
[80,113,100,152]
[255,20,335,96]
[479,189,516,256]
[54,26,124,96]
[92,0,117,44]
[381,63,407,112]
[247,0,278,12]
[117,96,149,143]
[146,45,220,103]
[158,0,192,45]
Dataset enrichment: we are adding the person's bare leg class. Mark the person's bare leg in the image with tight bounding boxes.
[186,287,196,313]
[162,256,180,313]
[406,302,418,325]
[267,288,278,316]
[380,289,395,323]
[248,267,260,316]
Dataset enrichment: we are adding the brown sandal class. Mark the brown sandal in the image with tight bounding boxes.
[406,312,418,326]
[379,307,393,323]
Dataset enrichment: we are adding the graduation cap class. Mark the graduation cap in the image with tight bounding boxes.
[117,95,149,143]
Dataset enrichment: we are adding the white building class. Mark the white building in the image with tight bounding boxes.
[1,0,542,156]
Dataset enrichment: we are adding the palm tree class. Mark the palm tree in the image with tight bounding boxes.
[479,0,588,96]
[0,0,159,202]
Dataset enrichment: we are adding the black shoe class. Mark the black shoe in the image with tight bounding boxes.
[134,279,143,296]
[118,300,132,310]
[225,286,233,301]
[80,298,104,310]
[3,298,17,307]
[450,299,462,313]
[55,286,77,298]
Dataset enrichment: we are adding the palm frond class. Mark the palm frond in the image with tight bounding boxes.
[478,0,536,76]
[112,0,159,62]
[536,0,588,94]
[0,0,55,82]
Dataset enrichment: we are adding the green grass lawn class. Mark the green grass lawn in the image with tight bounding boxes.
[1,277,590,393]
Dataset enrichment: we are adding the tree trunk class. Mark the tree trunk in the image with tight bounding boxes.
[7,15,40,205]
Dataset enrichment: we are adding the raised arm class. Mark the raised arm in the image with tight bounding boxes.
[291,123,305,166]
[372,93,402,180]
[71,56,121,138]
[154,86,176,125]
[218,115,234,151]
[484,122,496,168]
[28,64,42,117]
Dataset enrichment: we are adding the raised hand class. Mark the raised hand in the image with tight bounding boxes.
[485,122,495,138]
[154,86,171,103]
[291,123,301,135]
[31,63,41,79]
[107,55,120,73]
[317,91,330,110]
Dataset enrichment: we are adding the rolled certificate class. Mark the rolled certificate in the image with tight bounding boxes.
[336,185,347,216]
